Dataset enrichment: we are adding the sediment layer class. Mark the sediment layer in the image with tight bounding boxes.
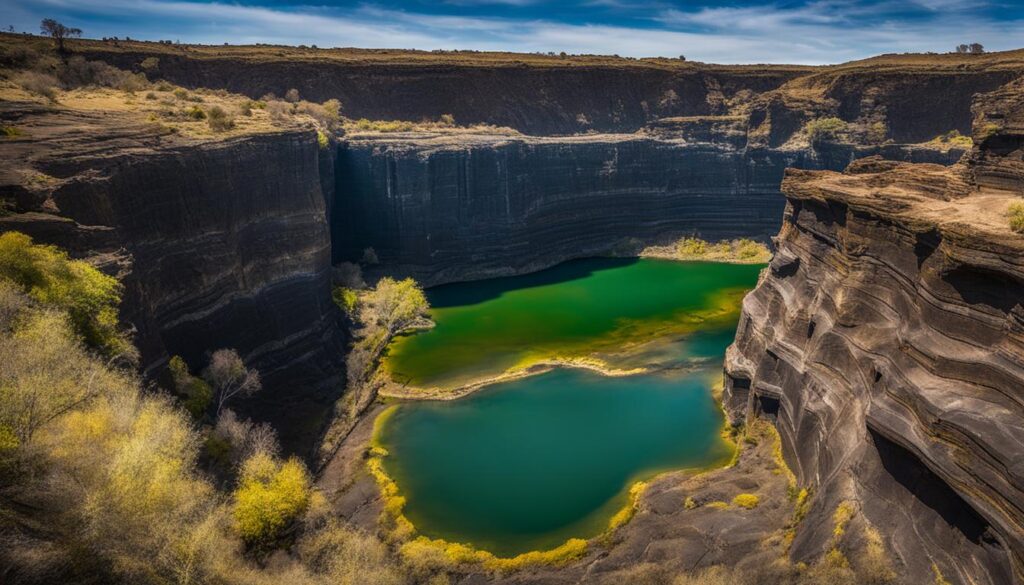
[724,77,1024,584]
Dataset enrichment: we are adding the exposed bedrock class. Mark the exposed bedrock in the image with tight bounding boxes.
[75,43,1018,140]
[78,51,803,135]
[332,133,964,285]
[723,154,1024,581]
[0,110,344,452]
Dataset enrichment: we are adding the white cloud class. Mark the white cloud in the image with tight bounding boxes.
[5,0,1023,64]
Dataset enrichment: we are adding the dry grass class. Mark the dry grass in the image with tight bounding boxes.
[1007,201,1024,233]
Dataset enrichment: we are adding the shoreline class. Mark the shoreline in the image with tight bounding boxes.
[379,355,648,401]
[367,402,739,569]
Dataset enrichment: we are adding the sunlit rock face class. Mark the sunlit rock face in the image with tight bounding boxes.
[724,79,1024,585]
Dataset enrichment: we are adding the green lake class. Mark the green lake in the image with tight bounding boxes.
[376,258,762,556]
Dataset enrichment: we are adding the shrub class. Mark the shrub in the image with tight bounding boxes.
[285,88,301,103]
[187,105,206,120]
[805,117,848,143]
[168,355,213,418]
[1,125,24,138]
[1008,201,1024,233]
[145,91,157,100]
[735,238,764,260]
[833,501,857,539]
[173,87,189,100]
[333,286,359,315]
[0,232,130,358]
[439,113,455,126]
[15,70,58,100]
[267,100,291,121]
[232,451,312,544]
[297,520,405,585]
[213,409,279,470]
[203,348,261,417]
[676,237,707,257]
[140,56,159,71]
[207,105,235,131]
[732,493,759,509]
[333,261,365,289]
[317,129,329,149]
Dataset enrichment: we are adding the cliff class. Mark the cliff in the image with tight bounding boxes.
[724,78,1024,584]
[0,100,344,452]
[46,35,1024,139]
[334,131,963,285]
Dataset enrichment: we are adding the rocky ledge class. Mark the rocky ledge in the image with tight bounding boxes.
[724,77,1024,585]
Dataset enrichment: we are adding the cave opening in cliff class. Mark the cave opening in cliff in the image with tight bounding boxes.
[944,265,1022,313]
[866,428,1013,582]
[755,393,781,421]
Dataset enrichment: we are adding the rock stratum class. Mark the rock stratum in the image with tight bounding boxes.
[724,77,1024,585]
[4,36,1024,583]
[0,101,344,451]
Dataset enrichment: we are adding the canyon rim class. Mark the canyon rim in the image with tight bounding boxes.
[2,5,1024,585]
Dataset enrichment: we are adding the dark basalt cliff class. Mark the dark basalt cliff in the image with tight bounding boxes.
[724,80,1024,585]
[0,106,343,451]
[333,132,962,285]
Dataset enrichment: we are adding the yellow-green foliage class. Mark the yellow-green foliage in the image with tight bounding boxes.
[1008,201,1024,233]
[666,236,771,263]
[833,501,857,539]
[857,526,897,584]
[706,500,730,510]
[187,105,206,119]
[676,237,707,257]
[805,117,849,142]
[930,129,973,148]
[353,118,416,132]
[732,493,759,509]
[317,129,329,149]
[332,286,359,315]
[684,496,697,510]
[980,122,1002,140]
[2,124,24,138]
[399,535,587,574]
[233,451,313,544]
[607,481,646,532]
[933,563,953,585]
[168,355,213,418]
[0,231,131,357]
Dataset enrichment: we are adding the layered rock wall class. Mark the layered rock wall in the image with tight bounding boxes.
[724,89,1024,584]
[0,110,343,451]
[333,134,964,285]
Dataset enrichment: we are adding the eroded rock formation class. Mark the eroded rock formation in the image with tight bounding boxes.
[724,79,1024,585]
[0,104,343,451]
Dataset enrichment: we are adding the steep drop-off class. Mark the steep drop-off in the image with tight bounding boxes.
[724,80,1024,585]
[333,132,963,285]
[0,103,343,451]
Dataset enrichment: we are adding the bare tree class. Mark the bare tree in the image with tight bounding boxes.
[203,348,261,417]
[40,18,82,53]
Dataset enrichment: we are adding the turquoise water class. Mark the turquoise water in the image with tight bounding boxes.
[376,258,762,556]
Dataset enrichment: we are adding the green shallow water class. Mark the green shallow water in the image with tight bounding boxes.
[384,258,763,389]
[377,258,762,556]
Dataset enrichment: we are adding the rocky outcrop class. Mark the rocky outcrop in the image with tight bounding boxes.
[0,103,343,452]
[724,80,1024,584]
[333,132,964,285]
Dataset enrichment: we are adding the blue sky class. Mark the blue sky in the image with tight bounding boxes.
[3,0,1024,64]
